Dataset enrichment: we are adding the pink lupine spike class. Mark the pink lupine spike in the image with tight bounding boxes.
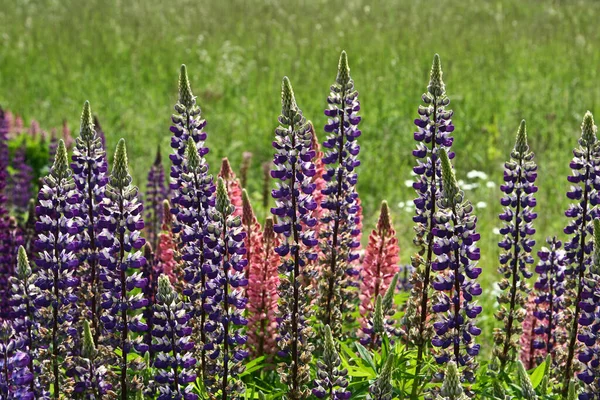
[520,293,547,370]
[156,200,181,288]
[307,121,326,274]
[359,201,400,330]
[246,216,280,358]
[28,120,40,138]
[242,190,261,281]
[218,157,243,216]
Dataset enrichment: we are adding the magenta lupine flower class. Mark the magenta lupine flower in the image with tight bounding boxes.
[97,139,148,398]
[157,200,180,285]
[271,77,317,398]
[145,146,168,251]
[0,321,35,400]
[318,51,362,336]
[494,121,538,370]
[71,101,108,343]
[34,139,83,397]
[8,146,34,212]
[430,149,482,383]
[561,112,600,395]
[203,178,248,397]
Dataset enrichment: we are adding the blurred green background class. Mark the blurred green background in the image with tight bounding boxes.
[1,0,599,305]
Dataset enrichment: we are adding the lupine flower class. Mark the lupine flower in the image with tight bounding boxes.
[151,275,198,400]
[169,64,210,234]
[242,190,261,284]
[520,294,547,370]
[494,120,538,370]
[367,354,394,400]
[92,116,107,161]
[0,107,12,319]
[361,274,400,348]
[97,138,148,398]
[430,149,482,382]
[34,139,82,397]
[218,157,243,216]
[307,121,326,247]
[8,146,33,211]
[145,146,168,251]
[359,201,400,340]
[157,200,180,285]
[516,361,538,400]
[0,217,20,319]
[246,216,280,358]
[203,178,248,398]
[397,264,414,292]
[72,320,114,398]
[405,55,455,391]
[532,237,567,360]
[437,361,468,400]
[71,101,108,344]
[240,151,252,189]
[142,243,159,361]
[318,51,362,336]
[271,76,317,399]
[0,321,34,400]
[179,138,215,379]
[575,219,600,397]
[560,112,600,395]
[313,325,350,399]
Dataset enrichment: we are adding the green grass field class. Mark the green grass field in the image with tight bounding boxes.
[1,0,599,313]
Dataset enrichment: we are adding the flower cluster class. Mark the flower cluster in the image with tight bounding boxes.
[437,361,468,400]
[318,51,362,336]
[430,149,482,382]
[145,146,168,251]
[0,321,34,400]
[157,200,180,285]
[313,325,350,399]
[72,320,114,398]
[271,76,317,399]
[519,293,547,370]
[8,146,33,212]
[367,354,394,400]
[218,157,243,216]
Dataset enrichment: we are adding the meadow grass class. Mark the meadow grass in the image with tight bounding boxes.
[1,0,600,347]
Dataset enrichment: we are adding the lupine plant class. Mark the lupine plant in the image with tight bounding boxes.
[0,321,34,399]
[145,146,168,251]
[218,158,242,216]
[313,325,350,399]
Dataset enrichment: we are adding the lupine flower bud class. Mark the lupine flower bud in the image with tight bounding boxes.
[271,76,317,399]
[98,139,148,397]
[367,354,394,400]
[430,149,482,383]
[0,321,34,399]
[516,361,537,400]
[318,51,362,337]
[313,325,350,399]
[439,361,468,400]
[494,120,538,370]
[73,319,114,398]
[145,146,167,251]
[218,157,243,216]
[151,275,198,400]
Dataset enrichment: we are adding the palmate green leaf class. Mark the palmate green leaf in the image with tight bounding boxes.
[530,359,546,388]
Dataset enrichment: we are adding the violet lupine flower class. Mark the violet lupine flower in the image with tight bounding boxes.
[0,321,34,400]
[9,146,33,212]
[142,243,159,362]
[169,65,209,234]
[179,138,215,380]
[576,219,600,397]
[532,237,567,359]
[218,157,243,217]
[430,149,482,383]
[71,101,108,344]
[151,275,198,400]
[494,120,538,370]
[97,138,148,398]
[318,51,362,336]
[560,112,600,395]
[203,178,248,398]
[145,146,168,251]
[404,55,455,391]
[34,139,83,398]
[0,107,12,319]
[271,76,317,399]
[313,325,350,399]
[246,208,280,359]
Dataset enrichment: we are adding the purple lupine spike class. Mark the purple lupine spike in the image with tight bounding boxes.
[8,146,33,212]
[97,138,148,399]
[34,139,83,398]
[0,321,35,400]
[141,243,160,363]
[71,101,108,345]
[430,149,482,383]
[404,55,456,394]
[0,217,22,319]
[532,237,567,361]
[318,51,362,337]
[151,275,198,400]
[74,320,114,398]
[145,146,167,251]
[169,65,210,234]
[271,77,317,398]
[0,107,13,319]
[493,120,538,371]
[561,112,600,396]
[203,177,248,398]
[179,137,215,381]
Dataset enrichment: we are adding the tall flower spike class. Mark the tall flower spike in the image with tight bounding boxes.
[151,275,198,400]
[97,138,148,399]
[74,320,114,398]
[560,111,600,396]
[367,354,394,400]
[178,137,215,380]
[313,325,351,399]
[430,149,482,383]
[157,199,180,285]
[0,321,35,399]
[218,157,243,216]
[203,177,248,398]
[438,361,468,400]
[71,100,108,345]
[145,146,167,251]
[271,76,317,399]
[169,64,210,234]
[34,139,82,398]
[246,216,280,358]
[318,51,362,337]
[494,120,538,371]
[516,361,538,400]
[406,55,456,395]
[519,294,547,370]
[359,201,400,346]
